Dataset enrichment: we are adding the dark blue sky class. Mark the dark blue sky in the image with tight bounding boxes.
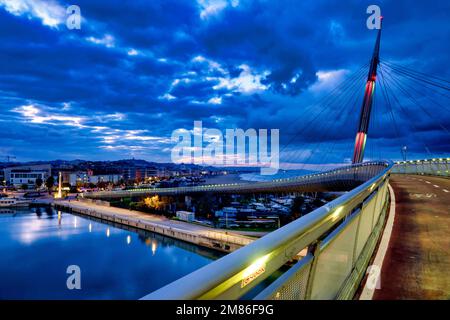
[0,0,449,168]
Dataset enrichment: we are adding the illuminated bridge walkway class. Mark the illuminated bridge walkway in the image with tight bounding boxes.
[83,161,390,199]
[82,159,448,200]
[137,158,448,300]
[78,22,449,298]
[373,174,449,299]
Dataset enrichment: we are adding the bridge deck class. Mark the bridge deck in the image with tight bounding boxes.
[374,174,450,299]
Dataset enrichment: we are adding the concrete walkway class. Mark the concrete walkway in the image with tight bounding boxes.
[373,174,450,299]
[55,200,254,251]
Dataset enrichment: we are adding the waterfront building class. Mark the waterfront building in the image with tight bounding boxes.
[176,210,195,222]
[3,164,51,188]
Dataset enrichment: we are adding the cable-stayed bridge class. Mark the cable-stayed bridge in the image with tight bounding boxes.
[80,20,449,300]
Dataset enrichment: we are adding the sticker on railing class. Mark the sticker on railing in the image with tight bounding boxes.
[240,255,269,288]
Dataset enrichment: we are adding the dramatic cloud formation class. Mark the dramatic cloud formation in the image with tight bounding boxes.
[0,0,448,165]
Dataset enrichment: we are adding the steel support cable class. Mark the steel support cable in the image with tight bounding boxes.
[372,92,384,161]
[382,63,450,92]
[295,73,368,173]
[236,64,369,184]
[315,80,364,170]
[275,63,370,144]
[257,69,369,192]
[375,84,386,160]
[380,63,450,113]
[378,65,434,157]
[280,65,366,168]
[378,67,402,142]
[285,67,370,163]
[383,60,450,86]
[382,63,450,102]
[382,60,450,89]
[377,67,405,160]
[269,66,369,182]
[383,67,450,135]
[371,84,384,161]
[286,70,369,171]
[368,88,376,160]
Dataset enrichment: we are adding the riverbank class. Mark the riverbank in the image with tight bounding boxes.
[54,200,255,253]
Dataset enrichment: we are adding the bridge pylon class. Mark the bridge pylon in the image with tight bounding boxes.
[352,18,382,163]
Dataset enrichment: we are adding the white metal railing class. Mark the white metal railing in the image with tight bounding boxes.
[84,161,388,199]
[142,161,393,300]
[392,158,449,177]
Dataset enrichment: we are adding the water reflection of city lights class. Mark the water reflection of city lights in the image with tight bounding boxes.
[151,240,157,255]
[57,211,62,226]
[127,235,131,245]
[106,228,110,237]
[88,223,92,232]
[73,217,77,228]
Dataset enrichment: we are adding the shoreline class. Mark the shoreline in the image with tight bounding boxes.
[53,200,254,253]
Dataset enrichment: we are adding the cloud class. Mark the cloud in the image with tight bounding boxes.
[86,34,115,48]
[212,64,269,93]
[127,48,139,56]
[207,96,222,104]
[0,0,65,27]
[309,69,350,93]
[0,0,448,163]
[198,0,239,20]
[13,104,85,128]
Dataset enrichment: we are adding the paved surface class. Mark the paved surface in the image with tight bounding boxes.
[57,200,255,245]
[373,175,450,300]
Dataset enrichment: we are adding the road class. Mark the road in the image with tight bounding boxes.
[373,174,450,299]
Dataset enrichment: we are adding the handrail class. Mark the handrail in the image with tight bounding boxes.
[142,161,393,300]
[393,157,449,177]
[84,161,389,199]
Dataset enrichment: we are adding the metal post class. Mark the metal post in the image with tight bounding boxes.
[304,241,322,300]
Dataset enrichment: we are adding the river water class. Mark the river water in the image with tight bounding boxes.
[0,207,223,299]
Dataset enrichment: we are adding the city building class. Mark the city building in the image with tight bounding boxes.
[89,174,122,184]
[69,171,90,186]
[176,210,195,222]
[3,164,51,188]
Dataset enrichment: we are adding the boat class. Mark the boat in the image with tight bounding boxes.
[0,197,32,207]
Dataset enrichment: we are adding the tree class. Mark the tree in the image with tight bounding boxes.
[21,183,28,190]
[144,195,165,210]
[46,176,55,194]
[35,177,43,189]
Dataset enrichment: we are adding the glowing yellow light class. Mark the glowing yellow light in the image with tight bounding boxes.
[151,241,157,255]
[242,254,270,280]
[330,206,344,222]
